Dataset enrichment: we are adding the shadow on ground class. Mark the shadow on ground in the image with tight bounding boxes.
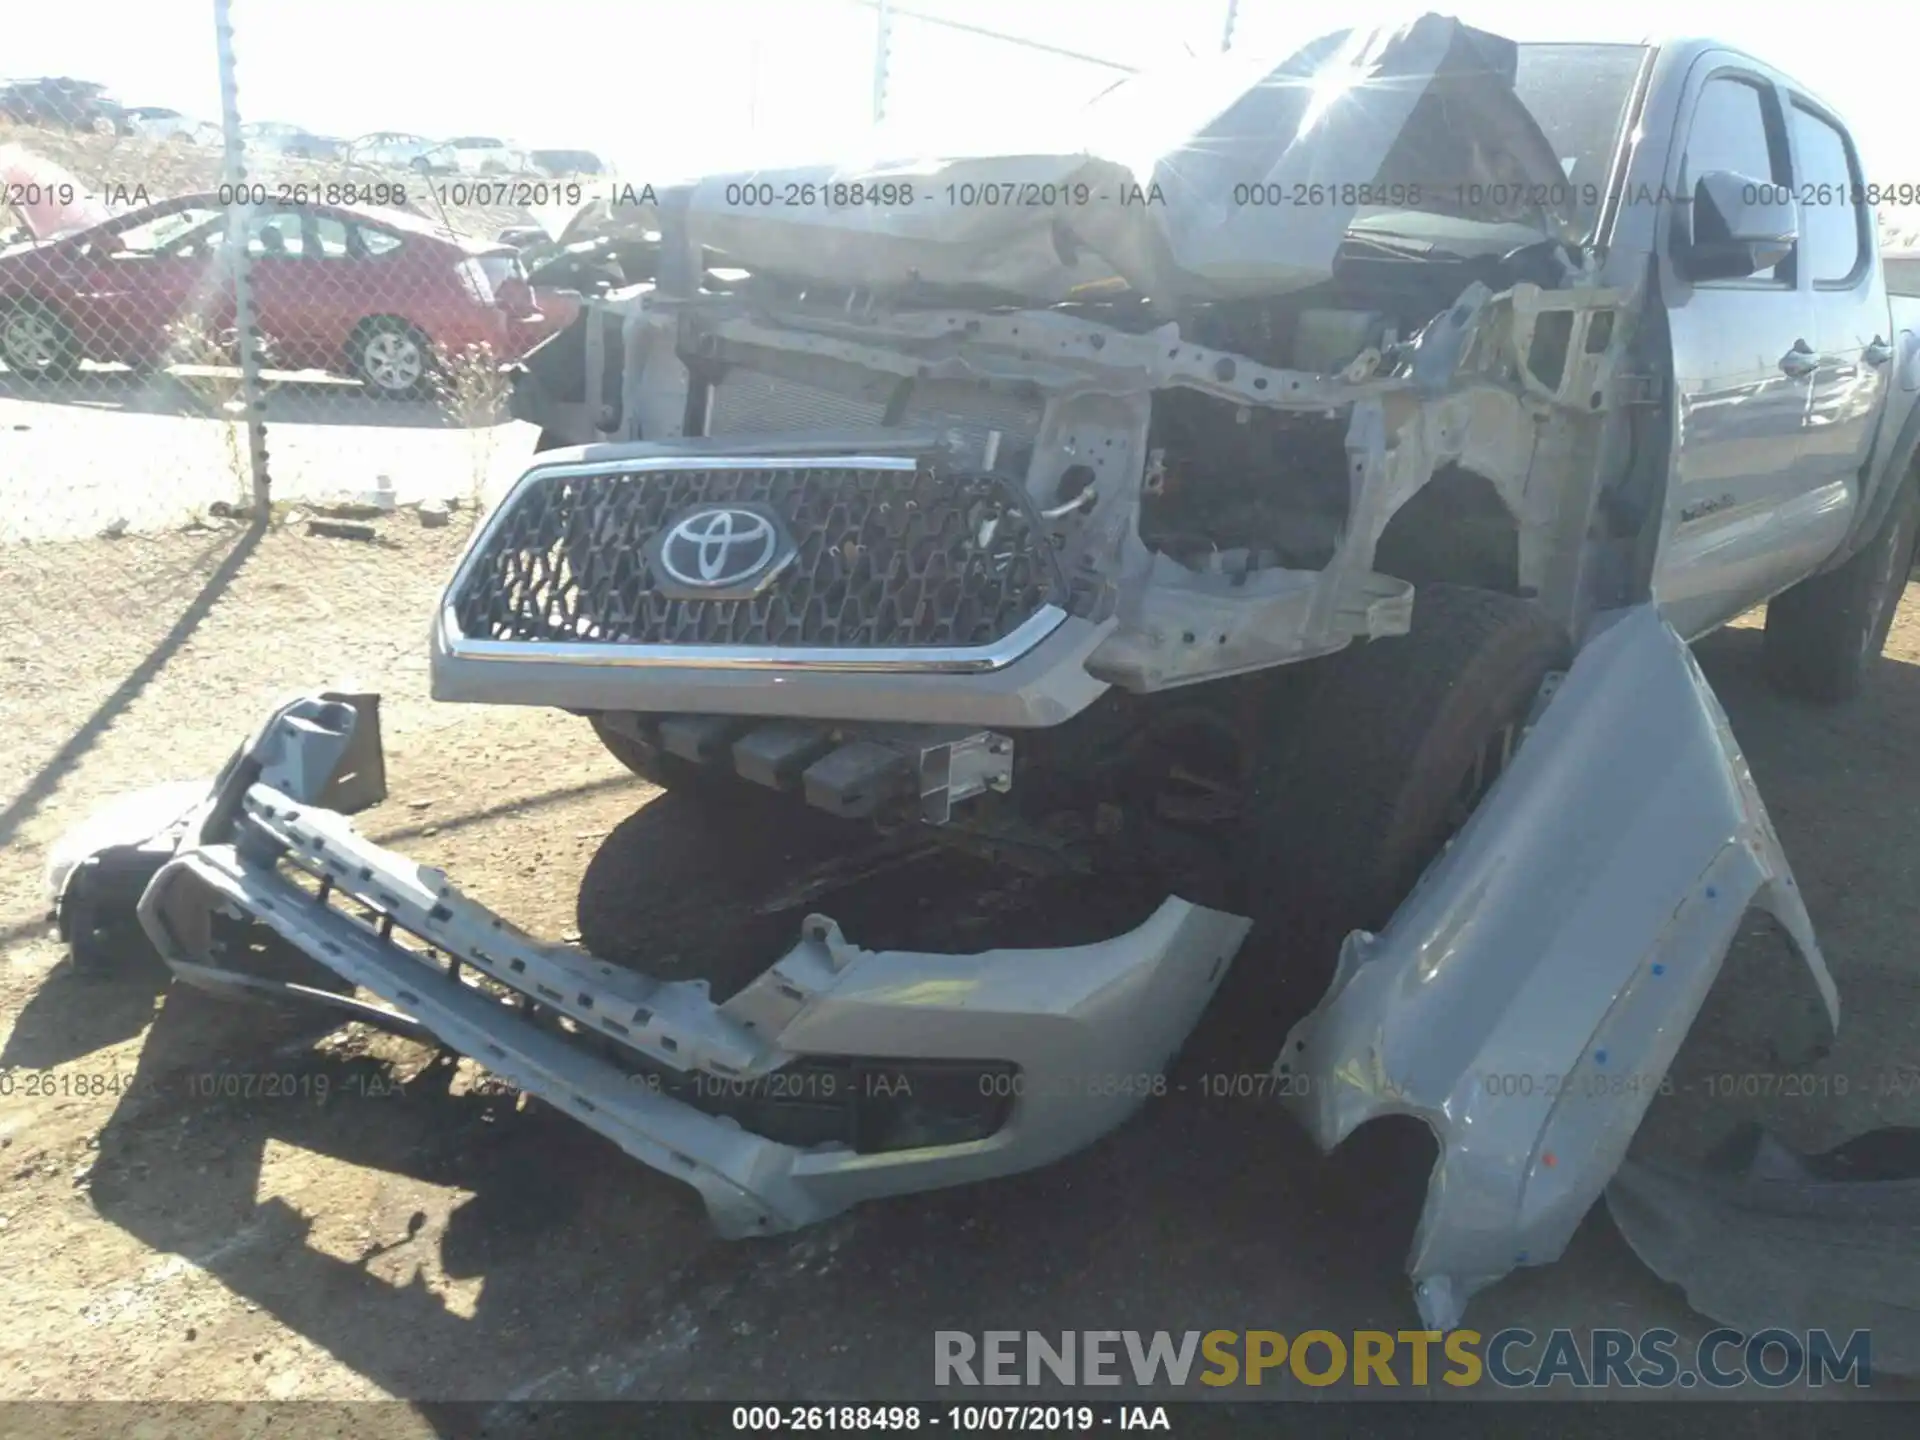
[0,517,263,856]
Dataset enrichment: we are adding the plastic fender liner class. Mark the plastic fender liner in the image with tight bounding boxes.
[1608,1125,1920,1377]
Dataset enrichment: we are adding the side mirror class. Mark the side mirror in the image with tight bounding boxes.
[1680,169,1797,282]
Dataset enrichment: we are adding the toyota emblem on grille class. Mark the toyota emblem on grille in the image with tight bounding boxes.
[650,504,797,599]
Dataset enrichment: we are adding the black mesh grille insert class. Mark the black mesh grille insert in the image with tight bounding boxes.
[450,462,1059,650]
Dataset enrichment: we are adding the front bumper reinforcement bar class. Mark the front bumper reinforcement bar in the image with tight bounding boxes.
[112,695,1250,1234]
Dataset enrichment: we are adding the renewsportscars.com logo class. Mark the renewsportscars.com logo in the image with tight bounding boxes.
[934,1328,1874,1390]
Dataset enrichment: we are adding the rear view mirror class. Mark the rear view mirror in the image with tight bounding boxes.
[1681,169,1797,282]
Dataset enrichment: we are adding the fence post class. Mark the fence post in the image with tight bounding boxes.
[212,0,271,519]
[871,0,892,124]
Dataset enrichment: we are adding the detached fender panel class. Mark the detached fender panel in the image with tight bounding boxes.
[1277,605,1837,1328]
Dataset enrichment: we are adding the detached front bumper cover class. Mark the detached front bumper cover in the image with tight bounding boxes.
[115,695,1249,1234]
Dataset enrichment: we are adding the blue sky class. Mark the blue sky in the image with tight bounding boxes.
[9,1,1910,184]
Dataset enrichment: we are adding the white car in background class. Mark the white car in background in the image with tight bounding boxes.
[346,131,449,173]
[237,121,344,162]
[438,135,528,175]
[123,106,219,146]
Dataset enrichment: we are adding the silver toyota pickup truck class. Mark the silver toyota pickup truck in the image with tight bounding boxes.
[51,16,1920,1331]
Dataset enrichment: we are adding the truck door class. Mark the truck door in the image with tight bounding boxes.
[1653,63,1829,639]
[1787,97,1889,513]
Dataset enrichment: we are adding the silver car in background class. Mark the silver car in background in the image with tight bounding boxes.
[122,106,219,146]
[345,131,448,173]
[439,135,529,176]
[238,120,344,162]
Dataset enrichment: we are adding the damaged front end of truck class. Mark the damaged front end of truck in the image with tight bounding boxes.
[47,14,1849,1331]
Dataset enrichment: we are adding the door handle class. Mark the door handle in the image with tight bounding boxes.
[1865,336,1895,367]
[1778,341,1818,379]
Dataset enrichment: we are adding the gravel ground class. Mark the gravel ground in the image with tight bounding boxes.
[0,518,1916,1411]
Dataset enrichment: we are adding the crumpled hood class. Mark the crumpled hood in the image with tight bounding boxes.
[590,13,1573,303]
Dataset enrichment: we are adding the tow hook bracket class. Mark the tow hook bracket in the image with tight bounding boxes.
[915,731,1014,825]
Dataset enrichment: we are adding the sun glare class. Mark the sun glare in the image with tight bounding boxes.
[1298,63,1363,134]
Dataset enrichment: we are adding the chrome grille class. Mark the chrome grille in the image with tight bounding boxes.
[449,458,1061,651]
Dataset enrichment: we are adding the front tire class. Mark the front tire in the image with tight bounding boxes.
[574,785,866,999]
[587,714,756,801]
[1763,473,1920,703]
[1247,584,1570,937]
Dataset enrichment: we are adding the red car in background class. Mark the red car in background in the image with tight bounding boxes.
[0,185,579,397]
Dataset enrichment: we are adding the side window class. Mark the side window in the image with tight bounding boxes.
[1685,76,1786,186]
[114,207,222,255]
[356,227,404,257]
[306,215,353,259]
[1680,75,1792,282]
[1790,104,1864,283]
[246,208,302,258]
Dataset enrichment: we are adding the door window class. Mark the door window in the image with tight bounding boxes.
[1790,105,1864,284]
[1681,75,1793,283]
[245,208,303,258]
[305,214,354,259]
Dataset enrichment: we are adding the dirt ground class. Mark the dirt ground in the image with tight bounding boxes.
[1,517,1917,1415]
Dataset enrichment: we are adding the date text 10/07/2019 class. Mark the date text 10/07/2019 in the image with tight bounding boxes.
[717,181,1168,209]
[730,1405,1170,1432]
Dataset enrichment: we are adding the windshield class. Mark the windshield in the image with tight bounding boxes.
[1510,44,1648,241]
[1345,43,1648,247]
[1078,34,1647,246]
[115,209,219,253]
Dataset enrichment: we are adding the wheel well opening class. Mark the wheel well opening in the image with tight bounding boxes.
[1374,464,1521,594]
[1322,1112,1443,1253]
